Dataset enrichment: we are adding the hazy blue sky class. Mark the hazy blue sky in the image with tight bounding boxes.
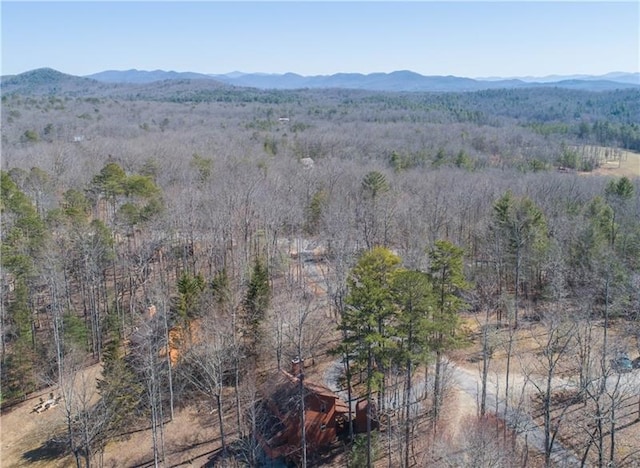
[2,1,638,78]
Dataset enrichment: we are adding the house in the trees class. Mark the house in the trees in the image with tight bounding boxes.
[257,359,350,462]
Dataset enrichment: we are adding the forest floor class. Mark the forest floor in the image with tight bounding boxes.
[0,363,103,468]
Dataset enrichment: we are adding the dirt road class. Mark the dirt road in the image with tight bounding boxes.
[452,364,581,467]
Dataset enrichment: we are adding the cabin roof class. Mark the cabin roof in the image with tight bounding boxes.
[264,370,349,415]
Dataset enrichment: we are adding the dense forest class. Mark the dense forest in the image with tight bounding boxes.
[1,75,639,467]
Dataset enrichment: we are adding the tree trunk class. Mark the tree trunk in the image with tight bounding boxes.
[345,354,354,441]
[235,360,242,438]
[300,375,307,468]
[504,328,514,439]
[404,358,412,468]
[366,345,372,468]
[480,307,490,417]
[610,399,616,465]
[544,372,552,467]
[433,350,442,430]
[216,394,226,453]
[162,300,174,421]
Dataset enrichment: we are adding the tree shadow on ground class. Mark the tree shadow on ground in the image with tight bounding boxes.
[22,439,67,463]
[203,437,347,468]
[203,439,290,468]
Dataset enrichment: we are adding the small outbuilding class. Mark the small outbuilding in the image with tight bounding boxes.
[300,157,314,169]
[354,399,378,434]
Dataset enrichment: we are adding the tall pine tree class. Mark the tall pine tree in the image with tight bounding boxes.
[342,246,400,468]
[428,240,469,427]
[244,257,270,354]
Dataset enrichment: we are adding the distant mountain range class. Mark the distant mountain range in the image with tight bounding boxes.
[1,68,639,96]
[86,69,640,92]
[477,71,640,85]
[88,69,215,84]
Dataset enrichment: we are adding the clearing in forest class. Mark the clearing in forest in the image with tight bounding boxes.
[580,146,640,178]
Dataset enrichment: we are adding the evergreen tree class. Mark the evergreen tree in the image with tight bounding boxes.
[492,190,548,328]
[96,338,143,438]
[342,246,401,468]
[604,177,636,261]
[176,272,206,322]
[427,240,469,426]
[1,171,46,400]
[361,171,389,199]
[570,196,615,284]
[90,162,127,220]
[391,269,433,466]
[360,172,390,248]
[244,257,270,352]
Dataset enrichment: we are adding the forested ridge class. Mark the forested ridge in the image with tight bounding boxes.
[1,82,639,467]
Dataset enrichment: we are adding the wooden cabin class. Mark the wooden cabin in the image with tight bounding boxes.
[258,361,350,462]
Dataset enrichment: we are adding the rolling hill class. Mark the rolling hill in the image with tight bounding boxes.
[2,68,638,98]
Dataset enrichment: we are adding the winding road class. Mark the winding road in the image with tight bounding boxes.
[452,365,581,467]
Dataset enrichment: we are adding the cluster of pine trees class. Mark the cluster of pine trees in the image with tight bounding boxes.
[334,242,468,466]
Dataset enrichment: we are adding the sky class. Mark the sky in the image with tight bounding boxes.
[1,1,638,78]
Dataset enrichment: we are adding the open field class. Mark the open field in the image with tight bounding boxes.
[1,364,102,468]
[579,146,640,178]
